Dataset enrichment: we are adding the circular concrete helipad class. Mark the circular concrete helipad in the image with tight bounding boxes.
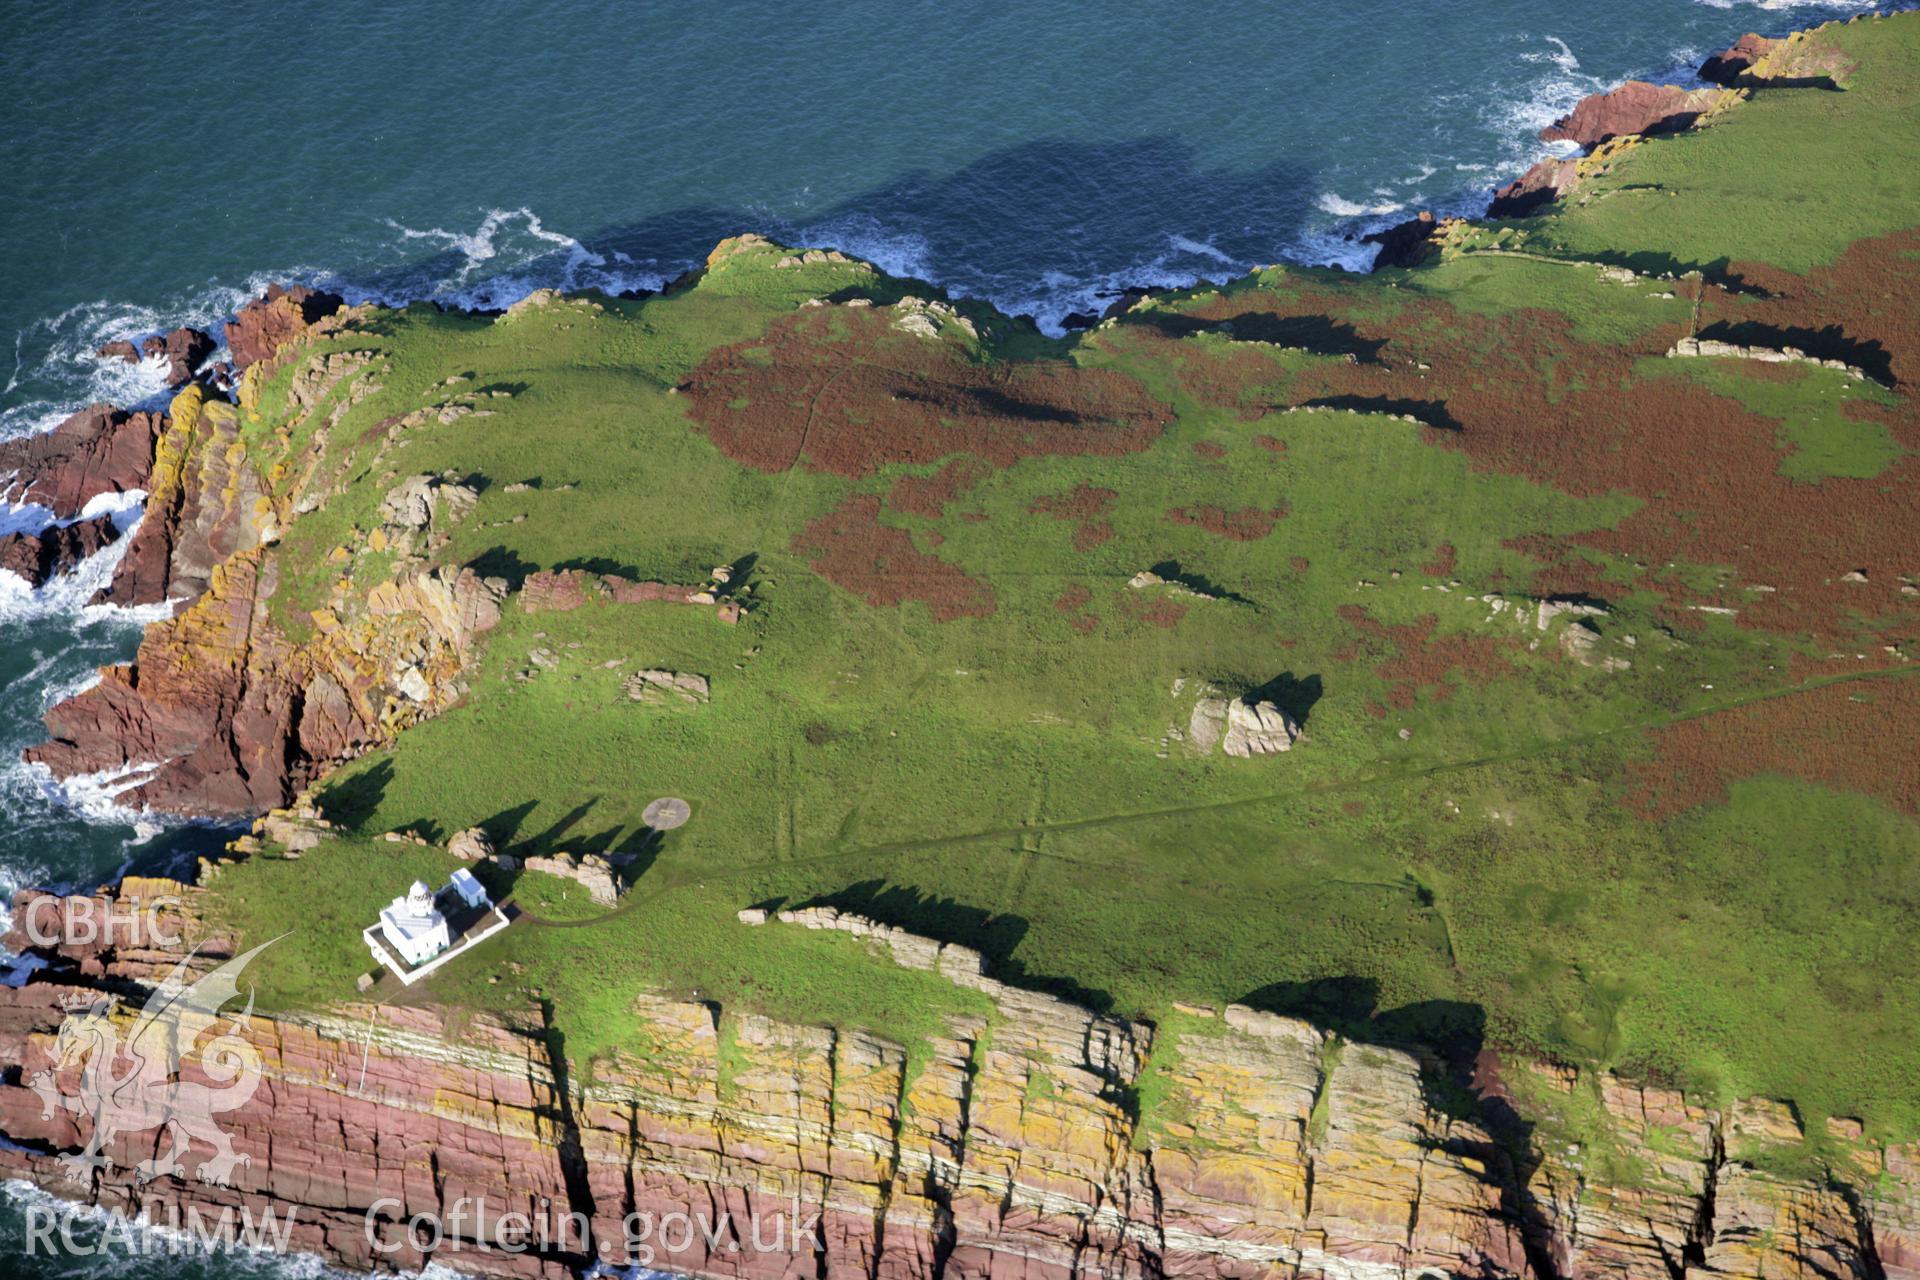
[643,797,692,830]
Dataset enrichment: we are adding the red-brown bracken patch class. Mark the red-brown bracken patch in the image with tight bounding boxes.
[1622,675,1920,820]
[1338,604,1520,709]
[1722,230,1918,389]
[1140,599,1187,629]
[683,306,1171,477]
[1423,543,1458,578]
[1030,484,1118,551]
[1118,592,1188,630]
[1289,555,1310,573]
[792,495,996,622]
[889,457,990,518]
[1192,441,1228,460]
[1054,584,1093,614]
[1054,583,1099,631]
[1133,229,1920,643]
[1169,504,1286,542]
[1254,434,1288,454]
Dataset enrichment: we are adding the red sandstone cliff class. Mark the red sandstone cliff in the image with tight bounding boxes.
[0,885,1914,1280]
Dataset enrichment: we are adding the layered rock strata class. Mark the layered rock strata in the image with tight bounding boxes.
[19,289,511,814]
[2,888,1915,1280]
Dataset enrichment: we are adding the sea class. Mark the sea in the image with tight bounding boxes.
[0,0,1892,1273]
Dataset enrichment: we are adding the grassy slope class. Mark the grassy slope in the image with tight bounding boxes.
[1509,16,1920,275]
[207,13,1920,1143]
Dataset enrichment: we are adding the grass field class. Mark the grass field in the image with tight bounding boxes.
[203,11,1920,1151]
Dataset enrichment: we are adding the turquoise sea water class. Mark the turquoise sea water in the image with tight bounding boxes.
[0,1,1891,1274]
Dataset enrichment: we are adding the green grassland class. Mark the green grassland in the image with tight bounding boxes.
[1501,15,1920,275]
[205,11,1920,1148]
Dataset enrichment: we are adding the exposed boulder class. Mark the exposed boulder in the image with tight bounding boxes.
[1364,210,1448,270]
[1188,695,1301,758]
[95,339,140,364]
[378,474,478,536]
[623,669,710,705]
[288,348,378,411]
[140,327,216,387]
[1488,157,1581,218]
[1541,81,1729,148]
[521,852,620,906]
[889,296,979,340]
[520,569,593,613]
[224,284,345,370]
[448,827,494,861]
[774,248,854,268]
[365,566,509,664]
[1102,284,1156,320]
[1701,33,1778,85]
[1223,698,1301,756]
[0,514,121,587]
[519,568,719,616]
[0,404,162,520]
[1667,335,1870,382]
[1558,620,1631,671]
[503,287,563,317]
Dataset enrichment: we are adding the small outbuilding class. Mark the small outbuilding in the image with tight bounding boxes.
[449,867,490,909]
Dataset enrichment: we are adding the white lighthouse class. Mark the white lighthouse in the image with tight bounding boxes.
[378,879,451,966]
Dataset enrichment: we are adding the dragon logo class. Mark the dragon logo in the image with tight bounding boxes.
[28,939,279,1187]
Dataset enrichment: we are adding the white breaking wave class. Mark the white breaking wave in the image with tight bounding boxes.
[1499,34,1608,160]
[0,500,166,625]
[1167,234,1237,265]
[23,758,166,819]
[0,285,266,442]
[381,206,671,309]
[982,241,1252,336]
[0,499,184,845]
[1694,0,1882,9]
[0,1179,390,1279]
[1316,193,1406,218]
[794,210,937,282]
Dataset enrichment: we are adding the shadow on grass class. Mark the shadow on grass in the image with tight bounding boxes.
[1695,318,1894,386]
[466,545,539,589]
[1297,394,1462,432]
[552,555,641,578]
[1128,310,1387,363]
[1146,559,1254,606]
[1243,671,1324,727]
[479,797,666,899]
[1238,975,1485,1061]
[314,759,394,829]
[793,879,1115,1014]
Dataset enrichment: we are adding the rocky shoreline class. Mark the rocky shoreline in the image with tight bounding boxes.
[3,881,1916,1280]
[0,25,1827,811]
[0,15,1915,1280]
[1368,25,1848,263]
